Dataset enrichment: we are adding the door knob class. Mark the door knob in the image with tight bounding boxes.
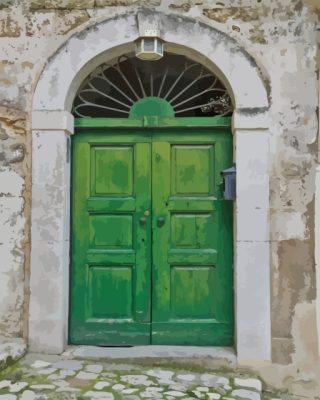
[157,217,165,227]
[139,217,147,225]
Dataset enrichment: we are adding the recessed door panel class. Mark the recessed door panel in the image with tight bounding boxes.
[171,145,214,195]
[170,265,216,319]
[89,214,133,249]
[92,146,134,196]
[87,265,133,319]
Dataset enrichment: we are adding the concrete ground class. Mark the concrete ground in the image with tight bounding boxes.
[0,347,300,400]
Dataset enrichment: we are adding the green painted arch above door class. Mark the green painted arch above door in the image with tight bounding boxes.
[129,97,175,118]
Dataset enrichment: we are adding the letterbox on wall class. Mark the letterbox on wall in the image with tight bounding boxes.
[221,166,236,200]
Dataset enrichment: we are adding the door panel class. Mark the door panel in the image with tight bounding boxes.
[151,133,233,345]
[70,135,151,345]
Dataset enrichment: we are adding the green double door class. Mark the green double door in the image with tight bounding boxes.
[70,126,233,346]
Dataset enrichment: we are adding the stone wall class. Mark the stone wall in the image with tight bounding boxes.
[0,0,319,395]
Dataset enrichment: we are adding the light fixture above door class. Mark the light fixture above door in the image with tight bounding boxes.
[135,25,164,61]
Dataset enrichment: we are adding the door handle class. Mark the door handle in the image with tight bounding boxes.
[157,217,165,228]
[139,217,147,226]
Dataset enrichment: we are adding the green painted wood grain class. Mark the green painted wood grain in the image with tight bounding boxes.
[70,115,233,346]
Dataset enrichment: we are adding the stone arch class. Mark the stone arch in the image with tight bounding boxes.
[32,13,268,112]
[30,11,271,362]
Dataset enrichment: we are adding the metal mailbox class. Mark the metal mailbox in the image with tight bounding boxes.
[221,166,236,200]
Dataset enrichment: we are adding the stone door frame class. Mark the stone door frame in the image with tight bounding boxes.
[30,12,271,362]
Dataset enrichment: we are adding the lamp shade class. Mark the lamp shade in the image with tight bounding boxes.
[135,28,164,61]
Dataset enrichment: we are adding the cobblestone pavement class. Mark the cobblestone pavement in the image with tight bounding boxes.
[0,354,298,400]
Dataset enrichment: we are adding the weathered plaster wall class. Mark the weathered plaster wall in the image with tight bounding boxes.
[0,0,319,396]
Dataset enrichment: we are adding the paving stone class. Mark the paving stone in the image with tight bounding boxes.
[59,369,76,378]
[20,390,36,400]
[56,387,81,393]
[147,369,175,384]
[193,390,206,398]
[52,360,83,371]
[101,372,117,378]
[140,386,165,397]
[140,390,163,398]
[0,380,11,389]
[30,384,56,390]
[94,381,111,390]
[145,386,164,392]
[84,391,114,399]
[177,374,195,381]
[201,374,230,392]
[207,394,221,399]
[48,369,75,380]
[234,378,262,392]
[122,388,139,394]
[231,389,261,400]
[30,360,51,369]
[121,374,154,386]
[169,383,188,391]
[164,390,186,397]
[53,380,69,388]
[47,373,60,380]
[9,382,28,393]
[76,371,98,380]
[196,386,209,392]
[36,368,57,375]
[86,364,103,373]
[68,377,92,388]
[112,383,126,390]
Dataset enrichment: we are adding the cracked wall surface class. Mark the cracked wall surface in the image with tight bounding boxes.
[0,0,319,396]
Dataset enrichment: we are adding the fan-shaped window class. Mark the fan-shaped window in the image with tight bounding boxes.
[72,54,233,118]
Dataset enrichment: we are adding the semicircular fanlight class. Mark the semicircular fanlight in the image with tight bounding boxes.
[72,53,233,118]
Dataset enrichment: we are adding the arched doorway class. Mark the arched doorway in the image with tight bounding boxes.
[69,54,234,346]
[30,12,271,361]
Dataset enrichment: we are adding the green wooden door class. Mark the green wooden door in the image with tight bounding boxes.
[70,118,233,346]
[151,131,233,345]
[70,132,152,345]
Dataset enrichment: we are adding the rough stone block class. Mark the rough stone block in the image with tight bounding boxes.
[30,0,94,9]
[0,0,13,10]
[0,15,21,37]
[203,7,260,23]
[95,0,160,5]
[26,10,90,36]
